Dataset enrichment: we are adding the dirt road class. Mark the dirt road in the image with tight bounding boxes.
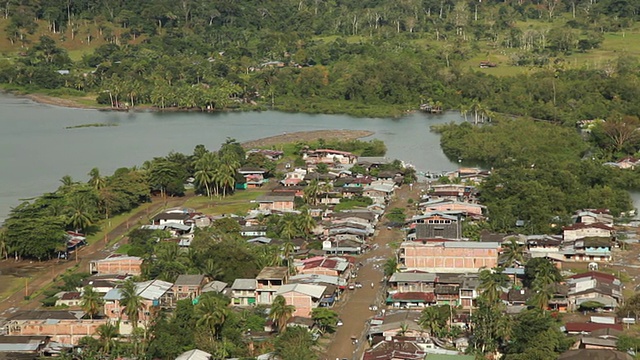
[324,184,419,360]
[0,195,193,316]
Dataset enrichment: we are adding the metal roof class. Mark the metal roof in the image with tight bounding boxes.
[103,279,173,301]
[231,279,256,290]
[388,272,437,283]
[276,284,326,298]
[175,349,212,360]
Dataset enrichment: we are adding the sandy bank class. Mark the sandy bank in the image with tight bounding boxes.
[241,130,374,149]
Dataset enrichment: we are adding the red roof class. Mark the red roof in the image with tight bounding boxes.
[391,292,436,303]
[568,271,617,283]
[313,149,355,156]
[564,322,622,333]
[61,292,82,300]
[304,258,339,270]
[563,222,614,231]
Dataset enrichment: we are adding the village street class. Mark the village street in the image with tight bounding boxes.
[0,195,194,316]
[324,184,420,360]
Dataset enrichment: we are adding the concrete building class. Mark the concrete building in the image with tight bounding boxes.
[399,241,500,273]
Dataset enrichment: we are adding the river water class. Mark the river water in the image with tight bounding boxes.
[0,94,465,223]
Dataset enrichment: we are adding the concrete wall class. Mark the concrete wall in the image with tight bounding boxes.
[401,244,498,273]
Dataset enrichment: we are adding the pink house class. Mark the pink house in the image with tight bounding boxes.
[400,241,500,273]
[419,200,485,217]
[275,284,326,317]
[256,194,295,211]
[6,310,107,345]
[302,149,357,165]
[295,256,351,278]
[89,254,143,276]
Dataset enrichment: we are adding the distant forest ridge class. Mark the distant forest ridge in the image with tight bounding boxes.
[0,0,639,119]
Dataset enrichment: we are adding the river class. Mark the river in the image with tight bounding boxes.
[0,94,464,223]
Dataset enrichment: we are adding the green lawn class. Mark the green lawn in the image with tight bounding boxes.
[183,189,267,215]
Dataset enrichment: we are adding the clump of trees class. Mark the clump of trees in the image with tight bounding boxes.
[437,118,636,234]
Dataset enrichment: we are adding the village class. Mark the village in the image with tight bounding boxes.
[1,145,640,360]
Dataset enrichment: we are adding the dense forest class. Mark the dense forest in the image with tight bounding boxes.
[0,0,639,119]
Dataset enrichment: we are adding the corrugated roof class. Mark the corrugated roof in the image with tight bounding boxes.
[276,284,326,298]
[389,272,437,283]
[231,279,256,290]
[174,275,205,286]
[175,349,212,360]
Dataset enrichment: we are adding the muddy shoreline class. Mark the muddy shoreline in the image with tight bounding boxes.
[241,130,375,149]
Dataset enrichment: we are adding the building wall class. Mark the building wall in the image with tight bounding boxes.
[424,203,483,216]
[92,259,142,275]
[9,320,106,345]
[564,228,611,242]
[298,268,340,277]
[279,292,315,317]
[401,244,498,273]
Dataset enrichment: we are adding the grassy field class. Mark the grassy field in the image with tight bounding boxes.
[183,189,267,215]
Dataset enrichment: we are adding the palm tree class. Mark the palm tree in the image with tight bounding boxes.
[96,322,119,354]
[0,231,8,260]
[201,258,225,280]
[88,167,106,191]
[501,237,525,268]
[193,152,217,198]
[269,295,296,333]
[66,195,93,232]
[419,306,444,337]
[383,257,398,278]
[119,279,144,329]
[459,103,470,122]
[531,284,555,311]
[296,209,316,238]
[280,214,299,240]
[59,175,75,188]
[81,286,104,319]
[303,179,320,205]
[196,295,228,341]
[478,268,509,303]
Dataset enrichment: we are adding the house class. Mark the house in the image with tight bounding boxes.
[387,272,436,296]
[246,149,283,161]
[240,226,268,237]
[175,349,212,360]
[152,209,193,225]
[201,281,228,294]
[289,273,348,290]
[363,339,427,360]
[615,157,640,170]
[255,194,295,211]
[363,183,396,204]
[563,237,613,262]
[573,210,614,227]
[399,241,500,273]
[103,279,174,334]
[77,274,128,295]
[302,149,357,165]
[256,267,289,305]
[558,349,632,360]
[419,200,485,217]
[367,311,426,339]
[0,335,50,354]
[55,292,83,307]
[173,274,208,301]
[5,311,106,345]
[237,167,268,188]
[429,184,476,201]
[231,279,257,306]
[281,169,307,187]
[89,254,143,276]
[564,322,623,335]
[275,283,326,317]
[562,223,615,242]
[566,272,622,311]
[357,157,392,170]
[295,256,351,279]
[409,213,462,240]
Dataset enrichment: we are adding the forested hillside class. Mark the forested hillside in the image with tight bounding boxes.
[0,0,639,118]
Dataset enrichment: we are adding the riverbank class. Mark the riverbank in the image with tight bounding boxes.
[4,87,415,118]
[241,129,375,149]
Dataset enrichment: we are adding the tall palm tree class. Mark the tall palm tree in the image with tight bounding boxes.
[96,322,119,355]
[66,195,93,232]
[88,167,106,191]
[81,286,104,319]
[296,209,316,238]
[459,103,470,122]
[196,295,228,341]
[193,152,217,198]
[303,179,320,205]
[119,279,144,329]
[383,257,398,278]
[501,237,525,268]
[269,295,296,333]
[59,175,75,188]
[478,268,509,303]
[280,214,299,240]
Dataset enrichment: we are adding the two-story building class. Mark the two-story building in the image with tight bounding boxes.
[255,194,295,212]
[173,274,208,301]
[231,279,257,306]
[399,241,500,273]
[256,267,288,305]
[275,284,327,317]
[89,255,143,276]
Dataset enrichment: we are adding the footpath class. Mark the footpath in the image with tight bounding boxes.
[324,184,420,360]
[0,195,191,315]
